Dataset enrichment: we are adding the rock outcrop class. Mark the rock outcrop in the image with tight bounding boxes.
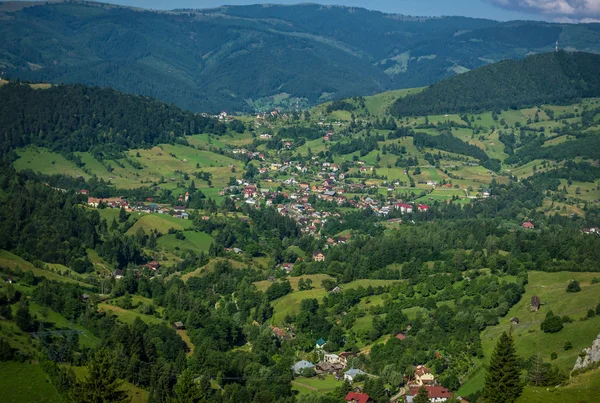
[573,333,600,372]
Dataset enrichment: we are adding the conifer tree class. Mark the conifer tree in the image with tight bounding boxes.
[72,349,128,403]
[483,331,523,403]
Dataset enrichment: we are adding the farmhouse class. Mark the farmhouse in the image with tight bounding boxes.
[418,204,430,212]
[522,221,535,229]
[396,203,413,213]
[345,392,371,403]
[407,386,452,402]
[292,360,314,374]
[313,251,326,262]
[143,261,160,271]
[395,333,406,341]
[344,368,366,382]
[414,365,435,386]
[112,269,123,279]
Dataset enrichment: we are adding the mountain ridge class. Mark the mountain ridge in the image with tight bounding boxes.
[2,2,600,113]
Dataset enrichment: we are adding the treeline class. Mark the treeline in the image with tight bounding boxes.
[506,133,600,165]
[390,52,600,116]
[413,132,489,162]
[0,83,230,155]
[326,100,356,113]
[330,135,382,156]
[278,126,325,141]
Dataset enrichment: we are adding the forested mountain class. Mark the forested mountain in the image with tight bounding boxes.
[2,1,600,112]
[0,82,228,155]
[390,51,600,116]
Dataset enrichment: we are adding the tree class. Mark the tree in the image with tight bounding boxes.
[483,331,523,403]
[170,369,205,403]
[15,301,33,332]
[566,280,581,293]
[71,349,128,403]
[118,207,128,223]
[541,311,563,334]
[413,386,430,403]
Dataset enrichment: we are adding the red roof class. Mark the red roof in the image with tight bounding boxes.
[418,204,430,211]
[409,386,452,399]
[345,392,370,403]
[415,365,431,377]
[395,333,406,340]
[522,221,534,229]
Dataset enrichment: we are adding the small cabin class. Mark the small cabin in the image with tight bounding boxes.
[531,296,540,312]
[173,321,185,330]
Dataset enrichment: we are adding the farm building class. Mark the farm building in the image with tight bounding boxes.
[531,295,540,311]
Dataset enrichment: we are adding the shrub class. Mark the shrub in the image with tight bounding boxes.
[541,312,563,333]
[587,309,595,318]
[550,352,558,360]
[564,341,573,350]
[566,280,581,293]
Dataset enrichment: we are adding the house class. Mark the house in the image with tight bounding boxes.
[339,352,358,367]
[315,338,327,349]
[345,392,371,403]
[112,269,123,280]
[313,251,326,262]
[270,325,288,339]
[330,286,342,294]
[344,368,366,382]
[292,360,315,374]
[482,188,491,198]
[396,333,406,341]
[531,295,540,311]
[396,203,413,213]
[144,261,160,271]
[173,206,186,213]
[324,353,340,364]
[173,322,185,330]
[418,204,430,212]
[522,221,535,229]
[414,365,435,386]
[281,263,294,273]
[180,212,189,220]
[260,133,272,139]
[407,386,452,403]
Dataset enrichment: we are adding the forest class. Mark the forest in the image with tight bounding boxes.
[0,83,230,156]
[390,52,600,117]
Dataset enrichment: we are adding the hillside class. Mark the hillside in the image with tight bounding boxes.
[2,2,600,112]
[0,82,230,155]
[390,51,600,116]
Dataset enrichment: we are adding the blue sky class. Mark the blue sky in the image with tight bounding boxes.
[98,1,548,21]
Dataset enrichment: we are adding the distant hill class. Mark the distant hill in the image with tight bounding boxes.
[2,2,600,112]
[0,82,227,155]
[389,51,600,117]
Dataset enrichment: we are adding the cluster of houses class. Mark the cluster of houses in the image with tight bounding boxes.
[87,196,190,219]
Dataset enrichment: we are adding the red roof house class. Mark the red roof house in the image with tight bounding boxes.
[522,221,535,229]
[418,204,430,212]
[408,386,452,401]
[395,333,406,341]
[345,392,371,403]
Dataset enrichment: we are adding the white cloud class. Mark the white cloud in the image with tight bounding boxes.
[488,0,600,21]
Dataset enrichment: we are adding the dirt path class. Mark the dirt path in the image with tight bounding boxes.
[292,380,318,391]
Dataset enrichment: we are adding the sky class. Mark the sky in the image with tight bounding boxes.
[97,0,600,22]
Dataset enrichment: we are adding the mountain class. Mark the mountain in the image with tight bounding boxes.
[390,51,600,116]
[2,2,600,113]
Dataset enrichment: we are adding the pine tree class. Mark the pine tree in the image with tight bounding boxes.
[170,369,205,403]
[413,386,430,403]
[72,349,128,403]
[483,331,523,403]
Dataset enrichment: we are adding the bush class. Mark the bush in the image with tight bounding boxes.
[550,352,558,360]
[561,315,573,323]
[566,280,581,293]
[541,312,563,334]
[587,309,595,318]
[564,341,573,350]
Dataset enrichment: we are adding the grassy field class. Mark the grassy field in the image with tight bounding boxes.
[0,250,89,287]
[271,289,329,325]
[29,302,100,348]
[292,374,342,396]
[180,258,247,281]
[0,362,62,403]
[253,274,334,292]
[126,214,193,235]
[517,367,600,403]
[459,271,600,395]
[97,303,164,325]
[14,148,88,178]
[157,231,214,254]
